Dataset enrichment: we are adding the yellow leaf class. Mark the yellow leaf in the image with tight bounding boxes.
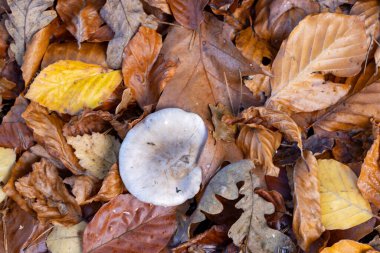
[321,240,376,253]
[25,60,122,115]
[318,159,373,230]
[0,147,16,183]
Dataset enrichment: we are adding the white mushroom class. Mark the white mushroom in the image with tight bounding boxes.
[119,108,208,206]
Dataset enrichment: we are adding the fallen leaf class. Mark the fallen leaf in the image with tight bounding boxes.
[122,26,162,108]
[47,221,87,253]
[0,19,9,58]
[266,13,367,113]
[56,0,106,43]
[21,24,52,86]
[167,0,208,30]
[100,0,148,69]
[63,175,99,205]
[5,0,57,64]
[115,88,134,115]
[0,96,34,153]
[317,0,356,11]
[318,159,373,230]
[144,0,171,14]
[83,194,177,253]
[255,188,287,229]
[209,103,237,142]
[25,60,122,115]
[244,74,271,102]
[0,147,16,183]
[223,0,254,32]
[293,151,325,251]
[15,158,82,225]
[66,133,120,179]
[321,240,377,253]
[30,144,66,170]
[237,125,281,176]
[376,46,380,69]
[22,102,85,175]
[41,42,108,69]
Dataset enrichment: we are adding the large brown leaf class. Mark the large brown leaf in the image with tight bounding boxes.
[0,96,34,153]
[293,151,325,251]
[122,26,162,108]
[167,0,208,30]
[82,194,177,253]
[15,159,82,225]
[266,13,367,114]
[56,0,107,42]
[22,102,85,175]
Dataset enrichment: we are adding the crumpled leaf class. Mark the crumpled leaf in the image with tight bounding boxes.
[209,103,236,142]
[56,0,107,43]
[41,42,108,69]
[167,0,208,30]
[115,88,134,115]
[0,96,34,153]
[30,144,66,170]
[25,60,122,115]
[318,159,373,230]
[15,159,82,225]
[293,151,324,251]
[66,133,120,179]
[100,0,148,69]
[63,175,99,206]
[266,13,367,113]
[47,221,87,253]
[5,0,57,65]
[358,127,380,208]
[144,0,171,14]
[0,147,16,183]
[22,102,85,175]
[122,26,162,108]
[237,125,281,176]
[321,240,377,253]
[83,194,177,253]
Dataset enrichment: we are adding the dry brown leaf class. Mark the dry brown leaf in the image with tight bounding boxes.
[63,175,99,205]
[22,102,85,175]
[255,189,287,229]
[223,0,254,32]
[267,13,367,113]
[167,0,208,30]
[30,144,65,170]
[144,0,171,14]
[0,96,34,153]
[56,0,107,43]
[237,125,281,176]
[0,19,9,58]
[122,26,162,108]
[21,24,52,86]
[209,103,237,142]
[5,0,57,65]
[15,159,82,225]
[376,46,380,69]
[115,88,134,115]
[293,151,325,251]
[321,240,377,253]
[244,74,271,102]
[41,42,108,69]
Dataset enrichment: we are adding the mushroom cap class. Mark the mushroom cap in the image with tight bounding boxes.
[119,108,208,206]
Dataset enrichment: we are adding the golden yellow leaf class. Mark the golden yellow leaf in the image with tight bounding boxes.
[267,13,367,113]
[321,240,377,253]
[25,60,122,115]
[318,159,373,230]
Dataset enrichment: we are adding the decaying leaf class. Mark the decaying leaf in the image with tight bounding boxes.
[167,0,208,30]
[321,240,377,253]
[144,0,171,14]
[115,88,134,115]
[83,194,177,253]
[5,0,57,65]
[67,133,120,179]
[0,147,16,183]
[15,159,82,225]
[237,125,281,176]
[100,0,148,69]
[63,175,99,206]
[56,0,107,43]
[122,26,162,108]
[22,102,85,175]
[47,221,87,253]
[375,46,380,69]
[293,151,324,251]
[209,103,237,142]
[267,13,367,113]
[25,60,122,115]
[318,159,373,230]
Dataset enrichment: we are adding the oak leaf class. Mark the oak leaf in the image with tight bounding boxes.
[83,194,177,253]
[100,0,148,69]
[318,159,373,230]
[22,102,85,175]
[267,13,367,113]
[167,0,208,30]
[293,151,324,251]
[66,133,120,179]
[5,0,56,65]
[47,221,87,253]
[321,240,377,253]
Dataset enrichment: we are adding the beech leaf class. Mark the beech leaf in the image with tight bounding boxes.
[82,194,177,253]
[266,13,367,113]
[167,0,208,30]
[25,60,122,115]
[5,0,57,65]
[318,159,373,230]
[321,240,376,253]
[47,221,87,253]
